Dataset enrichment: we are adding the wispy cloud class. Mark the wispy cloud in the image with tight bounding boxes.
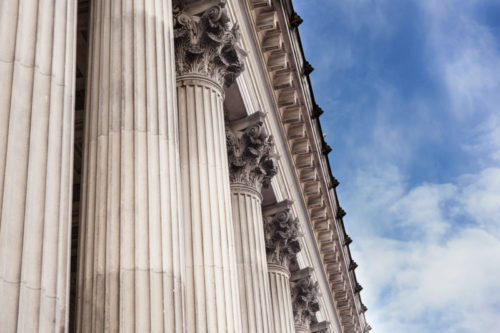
[348,166,500,333]
[293,0,500,331]
[418,0,500,162]
[357,228,500,333]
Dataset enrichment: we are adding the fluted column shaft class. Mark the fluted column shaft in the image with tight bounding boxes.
[225,111,278,332]
[174,2,248,331]
[268,263,295,333]
[263,201,303,333]
[76,0,184,331]
[177,76,242,332]
[0,0,77,331]
[231,186,274,332]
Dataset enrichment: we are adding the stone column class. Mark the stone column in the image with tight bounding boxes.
[291,268,321,333]
[226,112,278,332]
[263,201,302,333]
[174,1,246,332]
[76,0,184,331]
[0,0,77,331]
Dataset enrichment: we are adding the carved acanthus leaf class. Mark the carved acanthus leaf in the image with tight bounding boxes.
[227,113,278,191]
[174,0,246,86]
[310,319,330,333]
[291,269,320,328]
[264,202,301,266]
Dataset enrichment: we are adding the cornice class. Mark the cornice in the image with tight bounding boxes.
[243,0,368,332]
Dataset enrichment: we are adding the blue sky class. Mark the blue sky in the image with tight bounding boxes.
[293,0,500,332]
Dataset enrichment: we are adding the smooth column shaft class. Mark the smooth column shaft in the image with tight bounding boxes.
[231,187,274,332]
[177,76,242,333]
[0,0,77,331]
[76,0,184,331]
[268,264,295,333]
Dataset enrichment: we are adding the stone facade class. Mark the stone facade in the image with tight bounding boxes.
[0,0,369,332]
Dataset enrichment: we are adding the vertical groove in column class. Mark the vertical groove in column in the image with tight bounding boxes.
[0,0,20,216]
[145,0,163,330]
[133,0,151,330]
[92,1,110,331]
[263,201,302,333]
[76,0,184,331]
[177,77,242,333]
[17,0,55,330]
[55,0,77,329]
[230,188,274,332]
[158,0,185,329]
[105,0,121,330]
[268,264,295,333]
[119,0,135,330]
[174,4,247,331]
[0,0,77,331]
[0,0,76,332]
[225,111,278,332]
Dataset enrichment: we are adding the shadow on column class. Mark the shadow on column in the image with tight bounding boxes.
[69,0,89,331]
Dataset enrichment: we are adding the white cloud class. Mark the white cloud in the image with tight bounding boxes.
[355,228,500,333]
[389,183,457,240]
[459,168,500,237]
[418,0,500,161]
[464,114,500,162]
[293,1,500,331]
[348,167,500,333]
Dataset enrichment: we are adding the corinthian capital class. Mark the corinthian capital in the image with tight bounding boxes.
[263,200,301,267]
[291,268,321,329]
[226,112,278,191]
[173,0,246,86]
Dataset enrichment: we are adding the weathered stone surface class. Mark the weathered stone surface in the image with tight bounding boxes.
[76,1,184,331]
[226,112,278,332]
[174,0,246,86]
[264,201,301,267]
[175,2,247,331]
[264,201,301,333]
[311,319,331,333]
[227,112,278,192]
[231,189,274,332]
[0,1,77,331]
[291,268,321,329]
[268,263,295,333]
[177,76,242,333]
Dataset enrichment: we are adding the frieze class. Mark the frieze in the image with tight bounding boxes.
[243,1,369,330]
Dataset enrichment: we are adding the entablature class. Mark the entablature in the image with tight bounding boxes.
[225,0,370,332]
